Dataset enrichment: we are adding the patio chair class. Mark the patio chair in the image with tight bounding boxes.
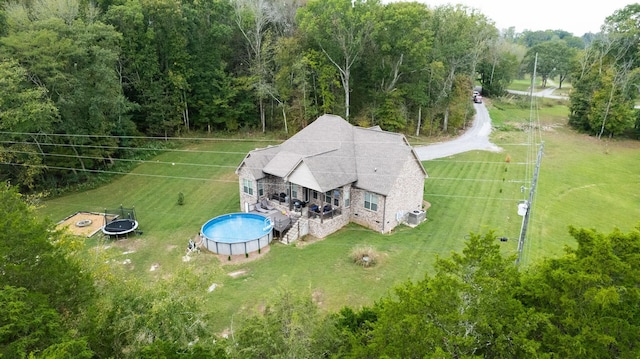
[261,198,275,210]
[255,201,269,213]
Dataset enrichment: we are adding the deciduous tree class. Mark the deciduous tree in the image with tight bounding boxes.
[568,4,640,137]
[363,233,544,358]
[0,184,94,357]
[367,1,433,131]
[0,59,58,190]
[520,226,640,357]
[232,289,341,358]
[82,268,214,357]
[297,0,378,121]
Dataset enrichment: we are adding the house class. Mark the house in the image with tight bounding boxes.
[235,114,428,239]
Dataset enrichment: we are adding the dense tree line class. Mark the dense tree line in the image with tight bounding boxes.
[510,6,640,139]
[2,183,639,357]
[0,0,517,191]
[1,0,639,192]
[503,6,640,139]
[568,4,640,138]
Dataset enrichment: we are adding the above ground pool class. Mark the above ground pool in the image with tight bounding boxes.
[200,212,274,255]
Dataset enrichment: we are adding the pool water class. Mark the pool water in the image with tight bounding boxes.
[201,213,271,243]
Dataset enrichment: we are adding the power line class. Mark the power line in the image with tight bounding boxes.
[3,122,541,234]
[516,142,544,266]
[2,138,533,181]
[515,52,545,266]
[2,142,533,169]
[1,149,240,169]
[1,156,530,186]
[0,139,250,155]
[0,131,283,143]
[427,177,527,184]
[0,130,535,150]
[423,193,523,202]
[0,162,237,183]
[424,159,528,165]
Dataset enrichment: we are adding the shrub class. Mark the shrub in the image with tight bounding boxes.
[350,245,379,268]
[177,192,185,205]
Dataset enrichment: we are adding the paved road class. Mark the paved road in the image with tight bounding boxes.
[414,102,502,161]
[507,87,567,100]
[414,83,571,161]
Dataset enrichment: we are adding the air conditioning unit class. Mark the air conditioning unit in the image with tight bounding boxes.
[407,210,426,225]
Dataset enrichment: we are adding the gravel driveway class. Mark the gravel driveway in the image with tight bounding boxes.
[414,102,502,161]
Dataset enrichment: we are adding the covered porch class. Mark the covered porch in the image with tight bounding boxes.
[263,181,348,221]
[259,179,350,239]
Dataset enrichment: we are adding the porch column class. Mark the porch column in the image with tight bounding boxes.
[287,181,293,212]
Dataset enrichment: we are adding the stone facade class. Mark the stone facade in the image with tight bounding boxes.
[307,212,350,238]
[349,188,385,233]
[237,165,258,212]
[379,156,426,233]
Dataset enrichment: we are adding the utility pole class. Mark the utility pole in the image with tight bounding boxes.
[516,142,544,265]
[515,52,542,266]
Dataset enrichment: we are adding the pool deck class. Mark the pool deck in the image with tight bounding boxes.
[250,208,291,232]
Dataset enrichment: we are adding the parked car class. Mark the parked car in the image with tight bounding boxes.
[472,91,482,103]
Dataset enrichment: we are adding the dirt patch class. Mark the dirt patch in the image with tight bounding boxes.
[218,171,239,182]
[167,244,178,252]
[112,237,145,252]
[228,269,248,278]
[294,235,324,248]
[312,289,324,306]
[214,244,270,265]
[56,212,115,237]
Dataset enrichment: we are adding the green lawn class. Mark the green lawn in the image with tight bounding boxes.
[488,98,640,266]
[507,77,541,92]
[553,85,572,97]
[38,104,640,332]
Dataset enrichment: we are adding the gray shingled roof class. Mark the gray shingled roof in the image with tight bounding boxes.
[236,146,280,180]
[237,114,426,195]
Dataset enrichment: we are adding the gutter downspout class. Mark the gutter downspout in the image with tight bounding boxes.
[381,195,386,234]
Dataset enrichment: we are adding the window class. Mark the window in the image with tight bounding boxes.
[291,184,298,199]
[364,192,378,211]
[312,191,318,199]
[344,189,350,208]
[325,191,332,204]
[257,181,264,197]
[243,178,254,195]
